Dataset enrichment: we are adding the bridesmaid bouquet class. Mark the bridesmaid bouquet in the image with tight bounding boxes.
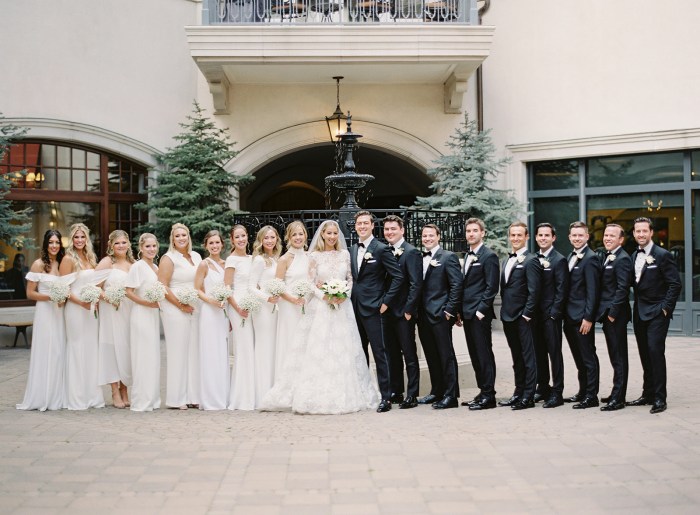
[238,291,262,327]
[103,283,126,311]
[320,279,350,310]
[79,284,102,319]
[48,281,70,305]
[144,281,167,305]
[290,279,313,314]
[210,283,233,322]
[175,285,199,308]
[263,278,286,313]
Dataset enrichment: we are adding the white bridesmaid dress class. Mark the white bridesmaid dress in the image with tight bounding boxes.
[198,258,230,410]
[248,255,279,405]
[226,254,256,411]
[160,250,202,407]
[275,248,309,376]
[127,260,161,412]
[64,268,110,410]
[97,268,133,387]
[16,272,74,411]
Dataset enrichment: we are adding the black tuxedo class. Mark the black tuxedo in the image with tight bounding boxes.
[460,245,499,401]
[631,244,681,403]
[533,248,569,399]
[500,250,542,401]
[350,237,404,401]
[596,248,633,404]
[417,247,462,399]
[563,246,601,399]
[384,241,423,398]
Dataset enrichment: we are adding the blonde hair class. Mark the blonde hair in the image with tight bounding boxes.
[252,225,282,264]
[168,223,192,253]
[314,220,342,252]
[66,223,97,270]
[107,229,135,264]
[137,233,158,260]
[284,220,308,250]
[203,229,225,255]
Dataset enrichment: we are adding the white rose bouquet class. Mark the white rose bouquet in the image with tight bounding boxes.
[79,284,102,319]
[263,278,286,313]
[320,279,350,310]
[144,281,167,305]
[238,291,262,327]
[290,279,313,314]
[175,285,199,308]
[48,281,70,305]
[103,283,126,311]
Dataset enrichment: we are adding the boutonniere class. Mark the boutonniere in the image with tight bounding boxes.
[607,254,616,262]
[393,248,404,257]
[363,252,373,261]
[645,255,655,265]
[539,258,550,268]
[517,255,526,264]
[466,254,478,264]
[430,259,440,267]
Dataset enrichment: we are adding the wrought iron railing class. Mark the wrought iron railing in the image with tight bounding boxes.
[202,0,477,24]
[232,208,468,253]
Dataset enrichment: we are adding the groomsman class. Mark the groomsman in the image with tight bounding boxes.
[563,221,601,409]
[499,222,542,410]
[533,223,569,408]
[350,210,404,413]
[458,218,499,410]
[382,215,423,409]
[628,217,681,414]
[416,224,463,409]
[596,223,633,411]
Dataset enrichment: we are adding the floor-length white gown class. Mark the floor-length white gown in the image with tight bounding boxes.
[16,272,73,411]
[226,254,256,411]
[274,248,309,376]
[248,255,278,405]
[161,250,202,407]
[97,268,132,388]
[127,260,161,412]
[198,259,230,410]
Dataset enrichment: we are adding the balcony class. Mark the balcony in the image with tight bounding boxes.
[187,0,494,114]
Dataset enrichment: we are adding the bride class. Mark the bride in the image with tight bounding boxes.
[262,219,379,415]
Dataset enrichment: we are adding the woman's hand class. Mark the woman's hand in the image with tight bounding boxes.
[180,304,194,314]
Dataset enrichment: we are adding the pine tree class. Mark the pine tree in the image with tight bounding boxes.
[137,102,254,252]
[413,114,526,255]
[0,114,32,260]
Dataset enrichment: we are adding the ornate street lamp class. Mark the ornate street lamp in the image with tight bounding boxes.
[325,76,348,143]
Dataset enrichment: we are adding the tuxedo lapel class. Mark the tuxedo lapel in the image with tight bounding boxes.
[358,239,377,277]
[424,248,440,281]
[350,243,359,281]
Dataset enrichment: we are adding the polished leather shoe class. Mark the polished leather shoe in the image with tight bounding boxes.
[600,400,625,411]
[461,394,481,407]
[626,396,652,407]
[390,393,404,404]
[432,396,458,409]
[498,395,520,407]
[542,396,564,408]
[377,400,392,413]
[534,392,549,403]
[468,398,496,411]
[399,396,418,409]
[417,394,440,405]
[650,401,667,414]
[601,395,611,404]
[573,397,599,409]
[564,393,583,403]
[511,398,535,410]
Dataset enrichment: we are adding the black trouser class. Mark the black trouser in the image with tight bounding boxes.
[462,315,496,400]
[602,316,629,403]
[417,316,459,398]
[633,311,670,403]
[564,318,599,399]
[385,314,420,398]
[502,318,537,400]
[533,315,564,397]
[356,312,392,401]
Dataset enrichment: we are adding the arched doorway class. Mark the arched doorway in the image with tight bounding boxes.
[240,144,432,211]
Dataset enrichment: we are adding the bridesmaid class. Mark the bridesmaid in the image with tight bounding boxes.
[17,230,68,411]
[226,224,256,411]
[194,230,230,410]
[249,225,282,405]
[96,230,134,408]
[125,233,162,412]
[274,221,309,376]
[158,223,202,410]
[60,223,108,410]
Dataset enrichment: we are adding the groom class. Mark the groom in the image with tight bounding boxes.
[350,211,404,413]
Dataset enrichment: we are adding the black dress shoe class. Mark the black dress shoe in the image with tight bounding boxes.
[377,400,392,413]
[626,396,652,407]
[600,400,625,411]
[534,392,549,403]
[399,396,418,409]
[564,393,584,403]
[511,398,535,410]
[573,397,599,409]
[542,396,564,408]
[461,394,481,407]
[468,398,496,411]
[600,395,611,404]
[417,394,440,405]
[432,396,458,409]
[650,401,667,414]
[498,395,520,407]
[390,393,404,404]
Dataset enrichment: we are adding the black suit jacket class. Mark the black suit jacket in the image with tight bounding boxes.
[350,238,403,318]
[537,248,569,320]
[632,244,681,321]
[384,241,422,318]
[565,246,601,322]
[500,250,542,322]
[419,248,462,324]
[595,248,633,323]
[460,245,499,320]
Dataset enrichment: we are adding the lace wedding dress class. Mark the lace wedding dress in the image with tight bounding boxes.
[262,249,379,415]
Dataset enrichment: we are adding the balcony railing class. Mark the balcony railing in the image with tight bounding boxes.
[202,0,477,25]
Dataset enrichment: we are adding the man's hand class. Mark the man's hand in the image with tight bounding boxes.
[579,319,592,334]
[380,303,388,314]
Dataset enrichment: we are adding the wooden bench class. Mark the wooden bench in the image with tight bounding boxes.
[0,306,35,348]
[0,321,32,347]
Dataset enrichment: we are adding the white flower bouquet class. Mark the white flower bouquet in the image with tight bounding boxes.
[103,283,126,310]
[238,291,262,327]
[144,281,167,304]
[320,279,350,310]
[79,284,102,319]
[263,278,286,313]
[209,282,233,322]
[175,285,199,307]
[48,281,70,305]
[290,279,313,314]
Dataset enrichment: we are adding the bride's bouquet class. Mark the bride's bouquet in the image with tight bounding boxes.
[48,281,70,306]
[175,285,199,309]
[144,281,167,305]
[238,290,262,327]
[320,279,350,310]
[263,278,286,313]
[290,279,313,314]
[209,282,233,322]
[79,284,102,319]
[103,283,126,311]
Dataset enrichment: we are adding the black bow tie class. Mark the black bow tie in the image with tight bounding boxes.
[422,251,432,257]
[467,251,476,256]
[536,253,545,258]
[388,245,395,251]
[358,242,365,249]
[606,251,613,256]
[508,252,518,259]
[637,247,645,253]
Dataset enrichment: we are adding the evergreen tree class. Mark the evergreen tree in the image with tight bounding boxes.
[413,114,526,255]
[137,102,253,252]
[0,114,32,260]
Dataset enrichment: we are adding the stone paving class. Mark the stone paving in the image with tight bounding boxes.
[1,328,699,514]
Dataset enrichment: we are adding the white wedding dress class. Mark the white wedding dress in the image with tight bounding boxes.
[262,249,379,415]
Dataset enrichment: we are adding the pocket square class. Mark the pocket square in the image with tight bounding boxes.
[605,265,613,269]
[646,265,657,269]
[472,263,482,267]
[366,260,377,264]
[515,265,524,269]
